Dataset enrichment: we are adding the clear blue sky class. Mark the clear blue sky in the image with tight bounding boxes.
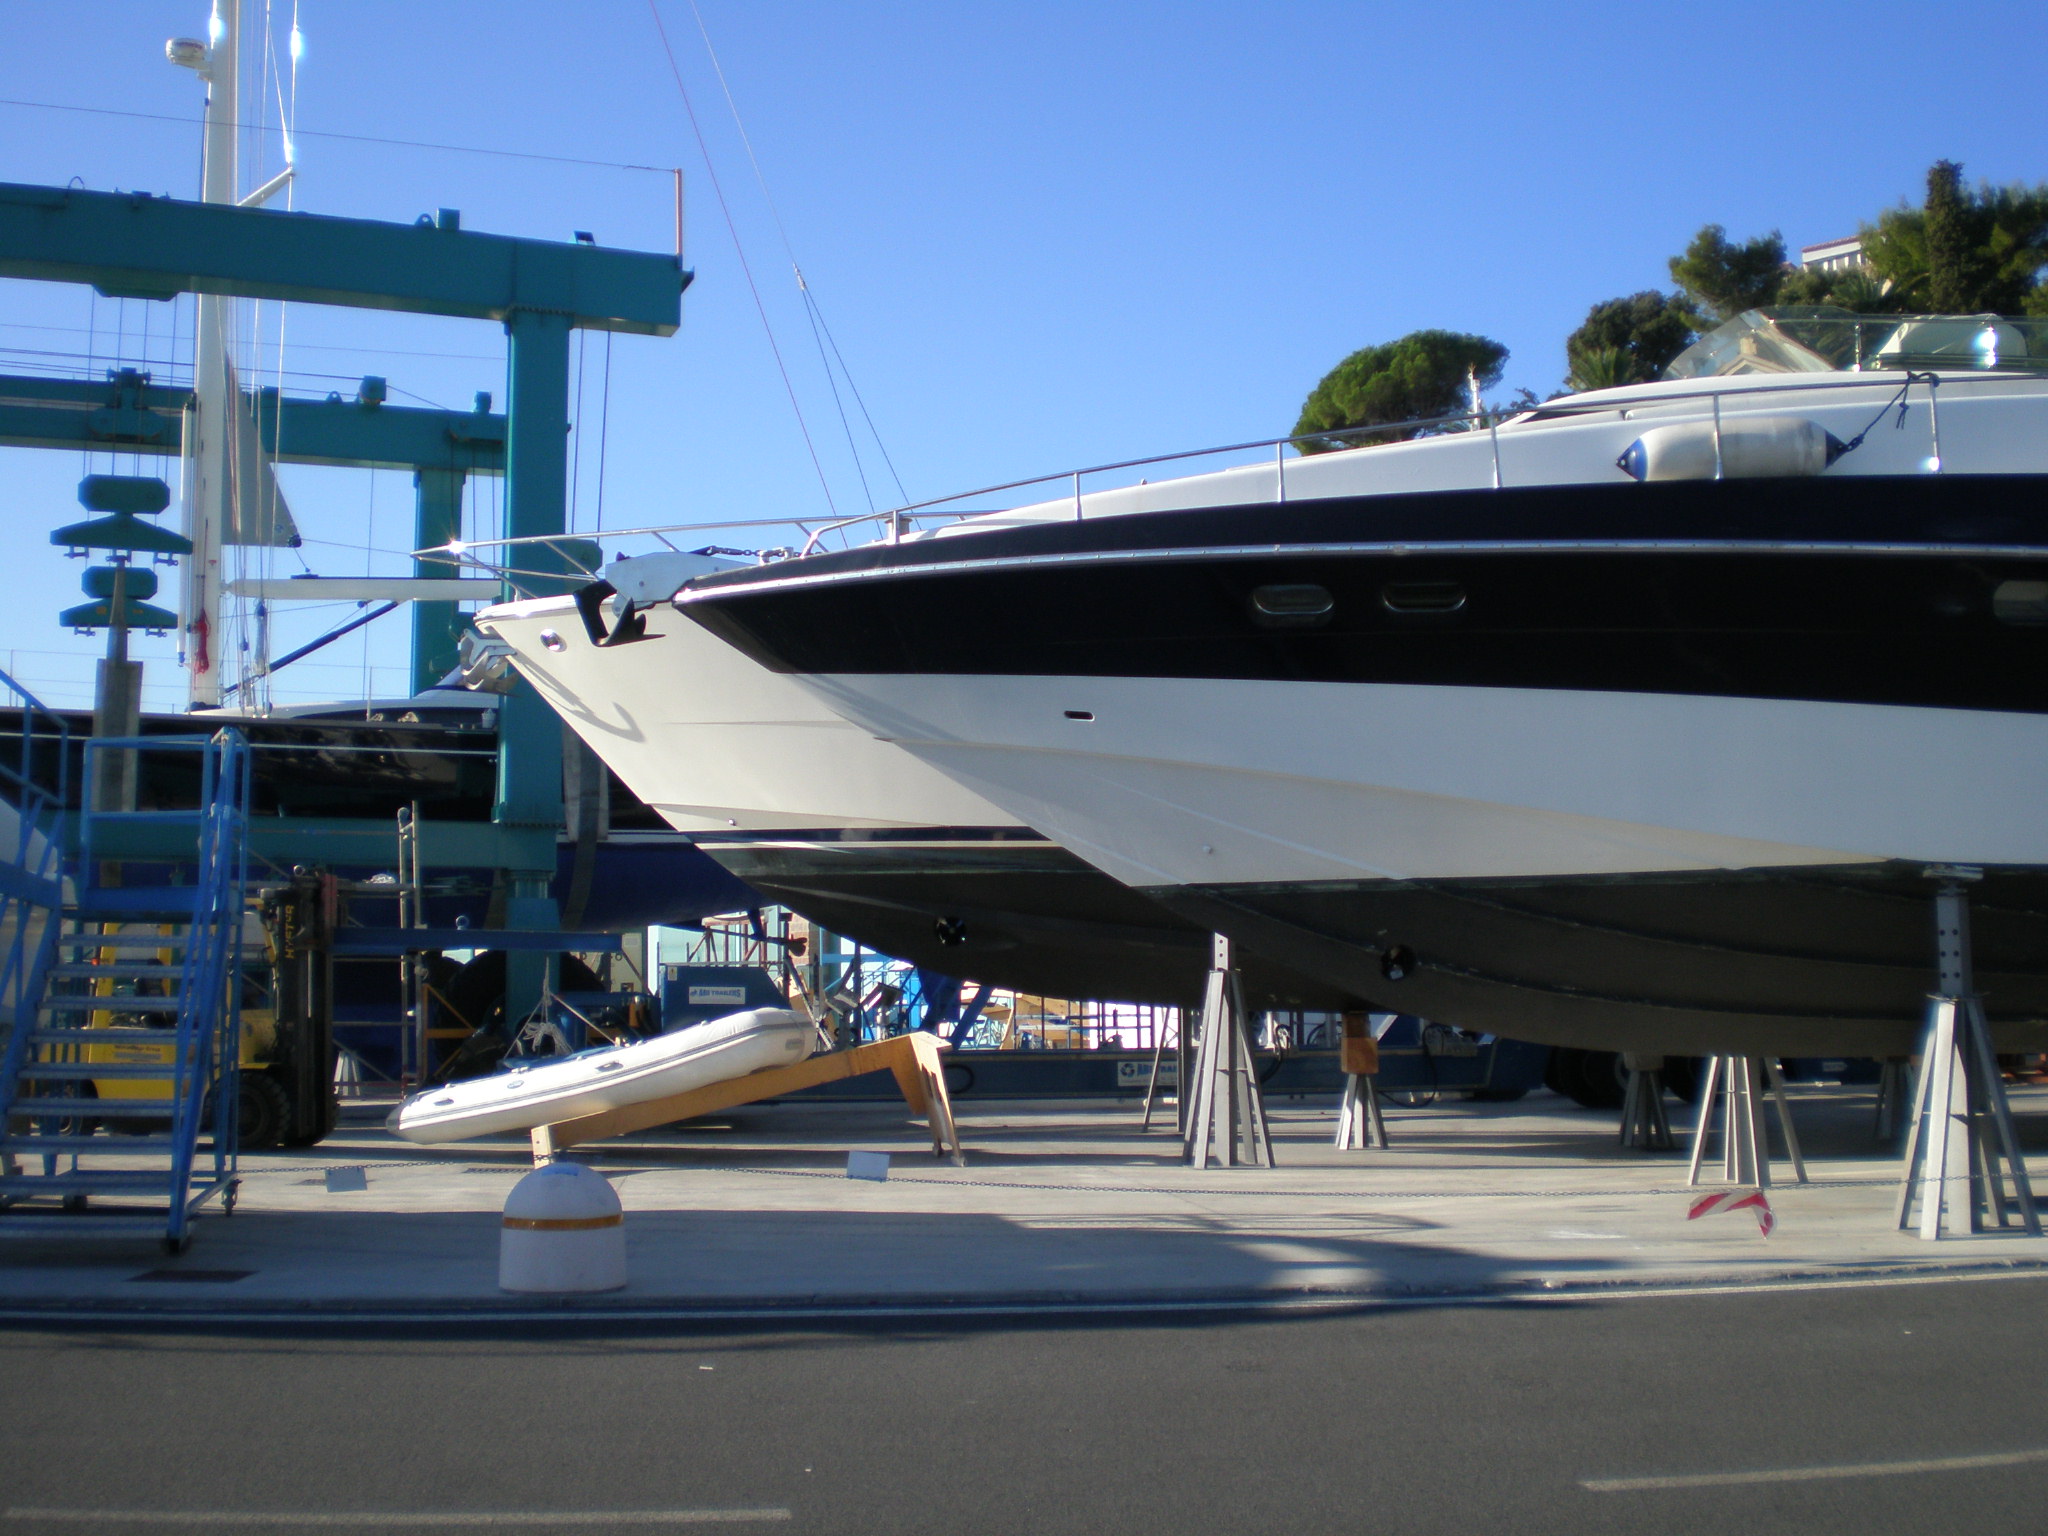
[1,0,2042,710]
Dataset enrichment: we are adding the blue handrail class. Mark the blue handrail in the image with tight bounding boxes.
[73,728,251,1244]
[0,668,68,1130]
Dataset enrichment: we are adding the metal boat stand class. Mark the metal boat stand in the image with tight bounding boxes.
[1334,1074,1390,1150]
[1139,1026,1172,1131]
[1895,871,2040,1240]
[1333,1012,1390,1149]
[1873,1058,1911,1144]
[1687,1056,1807,1188]
[1618,1053,1675,1151]
[1184,935,1274,1168]
[1138,1009,1198,1135]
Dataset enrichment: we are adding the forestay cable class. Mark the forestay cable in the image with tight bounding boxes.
[684,0,910,509]
[645,0,838,515]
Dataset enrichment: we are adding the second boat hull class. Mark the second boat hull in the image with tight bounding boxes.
[696,826,1351,1010]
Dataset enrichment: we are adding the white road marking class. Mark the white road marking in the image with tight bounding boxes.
[1583,1446,2048,1492]
[2,1510,790,1527]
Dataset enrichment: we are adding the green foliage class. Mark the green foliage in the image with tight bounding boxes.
[1564,291,1699,389]
[1563,347,1636,393]
[1668,226,1789,321]
[1860,160,2048,314]
[1292,330,1508,453]
[1924,159,1971,311]
[1773,265,1898,313]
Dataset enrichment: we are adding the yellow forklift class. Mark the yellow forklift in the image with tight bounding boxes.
[71,872,338,1149]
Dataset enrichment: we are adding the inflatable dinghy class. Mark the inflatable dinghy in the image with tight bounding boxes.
[388,1006,818,1144]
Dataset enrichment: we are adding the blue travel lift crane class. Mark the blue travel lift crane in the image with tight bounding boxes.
[0,368,508,696]
[0,179,687,1247]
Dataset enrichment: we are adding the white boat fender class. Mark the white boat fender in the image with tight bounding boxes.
[499,1160,627,1294]
[1617,414,1847,482]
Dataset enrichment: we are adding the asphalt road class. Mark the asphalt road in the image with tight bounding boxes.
[2,1276,2045,1534]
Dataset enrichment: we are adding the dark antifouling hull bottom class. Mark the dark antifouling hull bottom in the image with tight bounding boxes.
[1155,864,2048,1056]
[699,838,1349,1009]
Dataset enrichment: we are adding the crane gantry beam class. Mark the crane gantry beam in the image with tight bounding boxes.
[0,179,691,1015]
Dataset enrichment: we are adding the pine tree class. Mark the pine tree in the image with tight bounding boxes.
[1293,331,1508,453]
[1924,160,1970,312]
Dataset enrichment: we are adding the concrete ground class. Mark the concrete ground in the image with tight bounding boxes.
[2,1081,2046,1315]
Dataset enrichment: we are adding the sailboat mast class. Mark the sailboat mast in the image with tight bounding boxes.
[179,0,239,708]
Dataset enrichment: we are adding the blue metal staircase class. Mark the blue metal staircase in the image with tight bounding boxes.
[0,723,251,1252]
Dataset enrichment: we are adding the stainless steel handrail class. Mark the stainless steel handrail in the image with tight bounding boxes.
[427,365,2035,574]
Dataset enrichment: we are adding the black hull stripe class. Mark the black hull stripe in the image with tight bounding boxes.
[681,475,2048,713]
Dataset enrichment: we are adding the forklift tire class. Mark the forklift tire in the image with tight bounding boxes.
[279,1084,339,1149]
[1663,1056,1704,1104]
[1563,1049,1627,1110]
[221,1073,290,1151]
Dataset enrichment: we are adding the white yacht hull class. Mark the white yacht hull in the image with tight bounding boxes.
[474,598,1343,1006]
[475,599,1015,835]
[794,671,2048,889]
[673,449,2048,1051]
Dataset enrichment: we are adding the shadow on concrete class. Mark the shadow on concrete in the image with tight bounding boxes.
[0,1197,1624,1342]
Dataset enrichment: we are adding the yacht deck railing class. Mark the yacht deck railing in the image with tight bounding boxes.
[429,361,2040,591]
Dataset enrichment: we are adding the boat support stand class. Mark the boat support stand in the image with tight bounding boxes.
[1183,935,1274,1168]
[1895,869,2040,1240]
[1687,1057,1806,1188]
[1619,1053,1676,1152]
[1334,1012,1390,1150]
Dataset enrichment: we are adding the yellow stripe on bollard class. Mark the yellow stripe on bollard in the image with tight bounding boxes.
[500,1214,623,1232]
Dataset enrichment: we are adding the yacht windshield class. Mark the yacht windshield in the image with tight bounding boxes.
[1664,307,2048,379]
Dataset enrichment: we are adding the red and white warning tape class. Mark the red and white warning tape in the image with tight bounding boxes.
[1688,1188,1776,1237]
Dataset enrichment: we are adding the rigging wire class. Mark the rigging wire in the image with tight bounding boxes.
[0,321,502,366]
[796,263,871,511]
[570,326,587,529]
[644,0,837,515]
[595,330,614,534]
[361,466,376,715]
[811,298,908,505]
[0,96,674,175]
[0,343,462,411]
[683,0,908,509]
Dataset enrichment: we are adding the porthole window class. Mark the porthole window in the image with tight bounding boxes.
[1993,579,2048,625]
[1381,580,1466,614]
[1250,583,1334,628]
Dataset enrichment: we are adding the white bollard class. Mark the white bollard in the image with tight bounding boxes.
[499,1161,627,1294]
